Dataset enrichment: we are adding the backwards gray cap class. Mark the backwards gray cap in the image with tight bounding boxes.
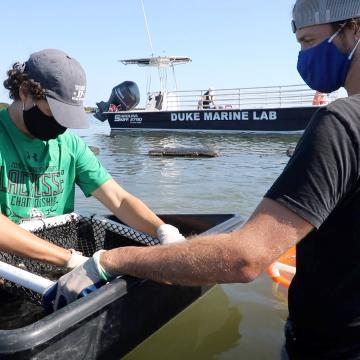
[25,49,89,128]
[292,0,360,32]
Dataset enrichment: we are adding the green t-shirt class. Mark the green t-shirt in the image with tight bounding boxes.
[0,108,111,223]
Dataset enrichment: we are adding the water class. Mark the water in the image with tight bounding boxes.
[73,116,300,359]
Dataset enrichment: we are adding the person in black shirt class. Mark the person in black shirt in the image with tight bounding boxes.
[53,0,360,358]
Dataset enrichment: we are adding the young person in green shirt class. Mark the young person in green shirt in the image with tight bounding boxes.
[0,48,184,269]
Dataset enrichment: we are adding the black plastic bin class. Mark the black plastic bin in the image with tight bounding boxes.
[0,213,243,359]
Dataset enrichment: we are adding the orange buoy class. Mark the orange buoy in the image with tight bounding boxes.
[267,246,296,288]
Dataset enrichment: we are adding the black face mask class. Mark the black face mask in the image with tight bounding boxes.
[23,105,67,141]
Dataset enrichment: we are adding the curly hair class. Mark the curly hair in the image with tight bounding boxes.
[332,18,360,32]
[3,63,46,101]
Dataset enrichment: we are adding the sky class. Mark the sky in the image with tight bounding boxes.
[0,0,304,107]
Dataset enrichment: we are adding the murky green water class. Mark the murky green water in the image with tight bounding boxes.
[72,116,300,359]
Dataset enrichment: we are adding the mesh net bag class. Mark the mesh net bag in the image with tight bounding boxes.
[0,213,158,305]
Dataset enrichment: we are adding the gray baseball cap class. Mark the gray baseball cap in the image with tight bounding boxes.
[292,0,360,32]
[25,49,89,128]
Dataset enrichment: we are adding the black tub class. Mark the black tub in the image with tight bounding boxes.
[0,213,243,359]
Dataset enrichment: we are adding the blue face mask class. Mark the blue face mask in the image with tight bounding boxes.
[297,25,360,93]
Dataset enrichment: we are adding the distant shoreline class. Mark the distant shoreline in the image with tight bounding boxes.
[0,103,96,113]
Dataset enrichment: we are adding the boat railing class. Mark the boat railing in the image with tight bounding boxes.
[147,84,338,111]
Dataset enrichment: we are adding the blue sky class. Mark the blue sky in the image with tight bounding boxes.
[0,0,302,107]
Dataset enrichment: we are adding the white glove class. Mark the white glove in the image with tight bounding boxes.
[50,250,112,311]
[66,249,88,269]
[157,224,185,245]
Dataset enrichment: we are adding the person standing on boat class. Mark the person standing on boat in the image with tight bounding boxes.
[200,87,217,109]
[0,48,184,268]
[54,1,360,357]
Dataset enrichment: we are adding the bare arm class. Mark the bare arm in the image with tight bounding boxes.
[100,198,314,285]
[92,179,164,237]
[0,214,71,266]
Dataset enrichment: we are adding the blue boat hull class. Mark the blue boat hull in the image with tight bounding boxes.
[106,107,318,132]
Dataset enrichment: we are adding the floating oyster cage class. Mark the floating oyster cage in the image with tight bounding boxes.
[0,213,158,305]
[0,212,244,359]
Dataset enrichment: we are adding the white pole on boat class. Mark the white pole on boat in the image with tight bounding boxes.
[139,0,165,95]
[171,65,178,91]
[0,260,54,295]
[139,0,155,57]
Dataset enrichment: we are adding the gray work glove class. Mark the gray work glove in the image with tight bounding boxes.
[66,249,88,269]
[157,224,185,244]
[46,250,112,312]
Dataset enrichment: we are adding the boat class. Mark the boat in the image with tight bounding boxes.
[93,56,337,133]
[0,212,243,359]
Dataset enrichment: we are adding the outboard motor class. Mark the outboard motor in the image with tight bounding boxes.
[94,81,140,121]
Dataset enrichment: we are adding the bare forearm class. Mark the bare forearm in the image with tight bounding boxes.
[101,233,255,286]
[93,180,163,237]
[0,215,70,266]
[113,195,163,237]
[99,198,313,286]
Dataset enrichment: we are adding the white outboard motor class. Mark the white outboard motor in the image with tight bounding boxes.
[94,81,140,121]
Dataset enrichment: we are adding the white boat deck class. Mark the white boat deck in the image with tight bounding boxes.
[144,84,338,112]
